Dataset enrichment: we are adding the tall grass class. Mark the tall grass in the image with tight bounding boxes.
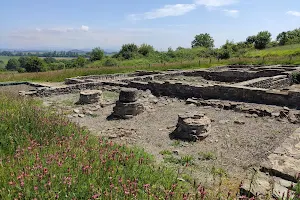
[0,93,194,199]
[245,44,300,57]
[0,62,213,82]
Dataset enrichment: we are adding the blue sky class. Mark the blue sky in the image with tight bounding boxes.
[0,0,300,50]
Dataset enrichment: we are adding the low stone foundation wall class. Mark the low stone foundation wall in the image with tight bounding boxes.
[127,80,300,108]
[234,75,292,89]
[182,68,288,82]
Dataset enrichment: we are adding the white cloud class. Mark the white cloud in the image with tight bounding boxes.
[286,11,300,17]
[5,27,187,50]
[129,4,197,20]
[223,9,239,17]
[81,25,89,31]
[195,0,238,7]
[35,26,88,33]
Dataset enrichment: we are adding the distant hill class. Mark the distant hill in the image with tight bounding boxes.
[68,49,87,53]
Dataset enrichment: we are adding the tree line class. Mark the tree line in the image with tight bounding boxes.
[0,50,86,57]
[3,27,300,72]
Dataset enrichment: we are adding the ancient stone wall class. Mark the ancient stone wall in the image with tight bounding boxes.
[127,80,300,108]
[182,69,287,82]
[234,75,292,89]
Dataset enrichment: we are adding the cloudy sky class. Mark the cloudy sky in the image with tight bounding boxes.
[0,0,300,50]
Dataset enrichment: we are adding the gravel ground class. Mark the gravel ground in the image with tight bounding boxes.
[0,84,37,95]
[155,75,234,85]
[42,90,298,184]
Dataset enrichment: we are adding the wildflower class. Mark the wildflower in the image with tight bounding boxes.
[8,181,15,186]
[92,194,100,199]
[20,181,24,187]
[34,186,38,191]
[43,168,48,174]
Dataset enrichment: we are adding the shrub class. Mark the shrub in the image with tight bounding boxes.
[5,58,20,71]
[48,62,65,70]
[103,58,118,66]
[216,49,231,59]
[90,47,104,61]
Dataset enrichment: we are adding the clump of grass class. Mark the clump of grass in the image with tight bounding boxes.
[0,92,193,199]
[171,140,182,147]
[159,150,172,156]
[199,151,217,161]
[163,155,195,166]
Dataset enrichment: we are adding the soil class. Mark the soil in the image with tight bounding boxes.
[155,75,233,86]
[0,84,37,95]
[42,89,298,185]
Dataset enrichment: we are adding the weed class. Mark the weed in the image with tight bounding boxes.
[199,151,217,160]
[163,155,195,166]
[159,150,172,155]
[171,140,181,147]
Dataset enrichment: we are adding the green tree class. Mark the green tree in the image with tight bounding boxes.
[191,33,214,48]
[119,43,138,59]
[138,44,154,56]
[103,58,118,66]
[254,31,272,49]
[48,62,65,70]
[216,49,231,59]
[246,35,256,44]
[6,58,20,71]
[176,46,185,51]
[18,57,30,68]
[44,57,57,64]
[24,56,46,72]
[75,56,86,67]
[90,47,104,61]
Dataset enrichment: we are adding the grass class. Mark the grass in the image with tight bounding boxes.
[0,62,213,82]
[0,56,20,65]
[245,44,300,58]
[0,92,194,199]
[198,152,217,161]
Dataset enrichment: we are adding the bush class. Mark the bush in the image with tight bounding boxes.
[6,58,20,71]
[24,56,46,72]
[103,58,118,66]
[90,47,104,61]
[17,67,26,73]
[48,62,65,70]
[216,49,231,59]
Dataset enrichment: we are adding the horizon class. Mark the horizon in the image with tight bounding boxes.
[1,0,300,51]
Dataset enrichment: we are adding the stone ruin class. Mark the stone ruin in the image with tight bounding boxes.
[9,64,300,198]
[78,90,102,104]
[170,113,211,141]
[111,88,144,119]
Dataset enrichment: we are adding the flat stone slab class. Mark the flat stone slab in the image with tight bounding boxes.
[241,171,294,199]
[242,127,300,198]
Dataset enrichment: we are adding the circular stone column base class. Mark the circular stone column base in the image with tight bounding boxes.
[78,90,102,104]
[170,113,211,141]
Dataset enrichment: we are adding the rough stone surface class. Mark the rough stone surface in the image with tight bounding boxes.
[119,88,139,103]
[113,101,144,118]
[241,127,300,198]
[170,113,211,141]
[78,90,102,104]
[111,89,144,119]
